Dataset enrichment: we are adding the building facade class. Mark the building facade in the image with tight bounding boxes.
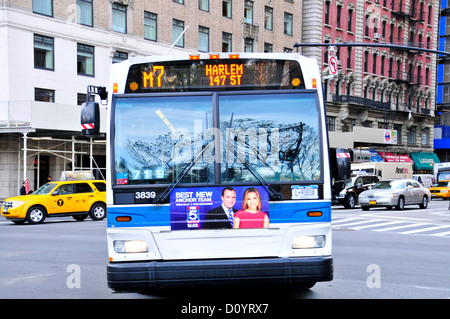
[307,0,439,171]
[0,0,302,199]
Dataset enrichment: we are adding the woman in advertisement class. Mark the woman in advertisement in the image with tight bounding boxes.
[233,187,269,229]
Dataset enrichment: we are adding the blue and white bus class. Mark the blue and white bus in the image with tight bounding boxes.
[88,52,333,290]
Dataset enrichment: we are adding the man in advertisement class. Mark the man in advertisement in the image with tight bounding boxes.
[203,187,237,229]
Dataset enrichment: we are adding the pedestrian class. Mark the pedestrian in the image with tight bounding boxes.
[42,175,52,184]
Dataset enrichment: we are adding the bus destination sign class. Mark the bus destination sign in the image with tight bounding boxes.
[125,59,305,93]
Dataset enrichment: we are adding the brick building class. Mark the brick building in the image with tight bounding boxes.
[304,0,439,171]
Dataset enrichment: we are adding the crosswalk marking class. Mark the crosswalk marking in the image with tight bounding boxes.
[399,225,450,235]
[332,217,450,238]
[332,219,379,228]
[372,222,430,232]
[351,220,403,230]
[431,230,450,237]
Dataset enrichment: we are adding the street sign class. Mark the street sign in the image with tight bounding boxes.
[329,56,338,75]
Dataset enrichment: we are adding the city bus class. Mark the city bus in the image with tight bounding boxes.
[83,52,333,290]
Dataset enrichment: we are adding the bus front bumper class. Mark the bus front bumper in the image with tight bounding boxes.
[107,256,333,290]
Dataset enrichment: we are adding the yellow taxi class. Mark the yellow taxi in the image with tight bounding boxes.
[1,180,106,224]
[429,180,450,200]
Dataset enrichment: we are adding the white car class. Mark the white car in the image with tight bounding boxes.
[358,179,431,211]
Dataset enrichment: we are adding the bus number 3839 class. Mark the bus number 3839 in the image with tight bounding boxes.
[135,191,157,200]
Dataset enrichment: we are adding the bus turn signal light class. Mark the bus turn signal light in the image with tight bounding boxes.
[116,216,132,222]
[307,211,323,217]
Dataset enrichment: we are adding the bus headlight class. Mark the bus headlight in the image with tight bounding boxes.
[113,240,148,253]
[292,235,326,249]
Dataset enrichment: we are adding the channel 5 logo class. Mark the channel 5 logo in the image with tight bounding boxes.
[186,206,200,229]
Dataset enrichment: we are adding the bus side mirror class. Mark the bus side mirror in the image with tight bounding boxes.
[81,101,100,136]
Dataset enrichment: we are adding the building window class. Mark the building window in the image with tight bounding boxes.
[373,53,377,74]
[264,43,273,53]
[326,116,335,132]
[112,3,127,34]
[198,26,209,52]
[173,0,184,4]
[77,0,93,27]
[199,0,209,11]
[364,51,369,72]
[113,51,128,64]
[222,32,232,52]
[173,19,185,48]
[244,1,253,24]
[244,38,253,52]
[421,128,429,145]
[264,6,273,30]
[444,85,450,103]
[33,0,53,16]
[35,88,55,103]
[144,11,157,41]
[77,43,94,76]
[365,15,370,37]
[347,47,352,69]
[336,5,341,29]
[223,0,232,18]
[284,12,293,35]
[34,34,54,70]
[407,126,416,144]
[325,1,330,25]
[348,9,353,32]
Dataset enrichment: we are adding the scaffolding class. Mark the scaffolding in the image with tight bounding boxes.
[19,133,106,191]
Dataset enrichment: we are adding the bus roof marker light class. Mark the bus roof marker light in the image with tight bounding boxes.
[312,78,317,89]
[291,78,301,87]
[113,83,118,93]
[209,54,220,59]
[190,54,200,60]
[229,54,240,59]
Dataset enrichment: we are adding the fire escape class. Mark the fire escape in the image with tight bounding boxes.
[390,0,425,120]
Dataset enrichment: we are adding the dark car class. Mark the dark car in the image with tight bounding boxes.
[337,174,380,208]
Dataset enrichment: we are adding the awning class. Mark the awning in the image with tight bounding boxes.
[381,152,414,163]
[410,152,440,170]
[368,149,383,162]
[352,149,383,162]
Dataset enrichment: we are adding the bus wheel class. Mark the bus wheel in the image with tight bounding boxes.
[26,206,46,224]
[90,203,106,220]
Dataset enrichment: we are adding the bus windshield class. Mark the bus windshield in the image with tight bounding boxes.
[113,91,321,186]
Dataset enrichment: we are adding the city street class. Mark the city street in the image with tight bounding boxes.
[0,199,449,299]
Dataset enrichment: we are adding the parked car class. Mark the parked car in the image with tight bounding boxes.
[1,180,106,224]
[429,180,450,200]
[358,179,430,211]
[337,174,380,208]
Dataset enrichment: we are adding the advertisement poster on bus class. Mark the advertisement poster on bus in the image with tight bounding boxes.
[170,186,269,230]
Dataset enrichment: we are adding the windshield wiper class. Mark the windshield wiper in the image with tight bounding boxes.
[156,143,211,203]
[227,136,282,201]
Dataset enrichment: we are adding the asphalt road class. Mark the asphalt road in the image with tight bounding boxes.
[0,199,449,299]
